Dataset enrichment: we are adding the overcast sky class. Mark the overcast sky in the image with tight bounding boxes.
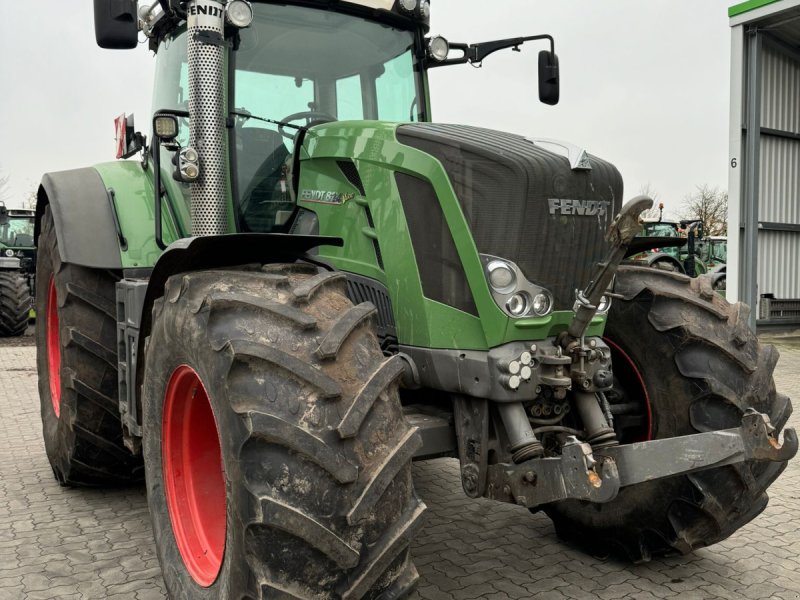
[0,1,733,217]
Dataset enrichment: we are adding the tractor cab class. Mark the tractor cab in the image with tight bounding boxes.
[150,2,429,233]
[0,204,35,260]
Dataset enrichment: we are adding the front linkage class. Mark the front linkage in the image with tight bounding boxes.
[477,197,798,509]
[489,409,797,508]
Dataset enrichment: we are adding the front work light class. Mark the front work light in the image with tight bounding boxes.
[419,0,431,19]
[226,0,253,28]
[428,36,450,62]
[399,0,418,11]
[153,115,179,141]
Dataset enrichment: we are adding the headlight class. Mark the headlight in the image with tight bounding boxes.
[4,249,14,258]
[399,0,418,11]
[481,254,555,319]
[506,292,531,317]
[486,260,517,294]
[531,292,553,317]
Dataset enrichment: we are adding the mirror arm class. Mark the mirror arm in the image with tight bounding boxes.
[471,34,554,64]
[428,35,555,68]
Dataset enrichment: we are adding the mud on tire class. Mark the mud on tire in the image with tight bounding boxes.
[0,271,30,337]
[143,265,425,599]
[35,206,142,486]
[544,266,792,561]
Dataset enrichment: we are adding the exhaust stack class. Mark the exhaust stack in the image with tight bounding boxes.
[187,0,228,236]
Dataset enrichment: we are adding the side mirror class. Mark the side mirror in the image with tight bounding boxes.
[538,50,560,106]
[94,0,139,49]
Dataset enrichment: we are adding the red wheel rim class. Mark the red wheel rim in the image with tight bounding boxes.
[162,365,227,587]
[604,337,653,442]
[46,277,62,418]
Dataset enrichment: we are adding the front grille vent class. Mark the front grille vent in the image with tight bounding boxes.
[337,160,366,196]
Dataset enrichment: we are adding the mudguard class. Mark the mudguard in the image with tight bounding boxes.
[36,168,124,269]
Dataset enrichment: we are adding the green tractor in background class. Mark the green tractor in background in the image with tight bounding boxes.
[34,1,795,598]
[627,203,708,277]
[697,235,728,293]
[0,202,35,336]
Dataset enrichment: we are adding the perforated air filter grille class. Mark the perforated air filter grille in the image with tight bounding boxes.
[188,1,228,236]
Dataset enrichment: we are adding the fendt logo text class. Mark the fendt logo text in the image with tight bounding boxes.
[548,199,611,217]
[188,3,224,18]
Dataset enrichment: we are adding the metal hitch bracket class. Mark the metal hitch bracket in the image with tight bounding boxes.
[485,410,796,509]
[486,437,620,507]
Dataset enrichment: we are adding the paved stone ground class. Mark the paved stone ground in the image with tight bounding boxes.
[1,341,798,600]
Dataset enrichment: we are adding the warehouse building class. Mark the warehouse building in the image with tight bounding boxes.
[729,0,800,328]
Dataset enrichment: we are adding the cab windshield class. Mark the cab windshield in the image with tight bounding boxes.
[0,216,34,248]
[232,4,424,232]
[642,222,680,238]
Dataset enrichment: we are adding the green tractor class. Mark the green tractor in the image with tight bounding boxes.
[35,1,796,598]
[697,235,727,292]
[0,202,35,336]
[628,205,707,277]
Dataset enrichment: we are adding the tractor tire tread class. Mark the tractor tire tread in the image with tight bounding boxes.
[545,265,791,562]
[36,206,141,487]
[0,271,30,337]
[145,265,422,599]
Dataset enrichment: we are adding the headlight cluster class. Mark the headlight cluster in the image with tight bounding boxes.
[482,255,555,319]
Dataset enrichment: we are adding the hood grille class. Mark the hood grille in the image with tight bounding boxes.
[397,124,623,310]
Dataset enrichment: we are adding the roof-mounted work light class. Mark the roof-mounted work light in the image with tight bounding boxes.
[428,36,449,62]
[226,0,253,28]
[153,115,179,141]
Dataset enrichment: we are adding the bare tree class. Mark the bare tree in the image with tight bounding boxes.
[679,185,728,236]
[0,171,10,204]
[22,189,37,210]
[638,183,663,220]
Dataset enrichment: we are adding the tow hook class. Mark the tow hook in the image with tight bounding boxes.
[485,410,796,509]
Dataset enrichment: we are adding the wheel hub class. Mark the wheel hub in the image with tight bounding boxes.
[603,337,653,442]
[46,277,61,418]
[162,365,227,587]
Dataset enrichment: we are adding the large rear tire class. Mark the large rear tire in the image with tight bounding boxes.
[544,267,792,561]
[35,206,142,485]
[0,271,30,337]
[143,265,425,599]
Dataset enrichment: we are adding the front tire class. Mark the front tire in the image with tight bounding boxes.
[544,267,792,561]
[143,265,424,599]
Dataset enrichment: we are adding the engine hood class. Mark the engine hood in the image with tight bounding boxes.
[396,123,624,309]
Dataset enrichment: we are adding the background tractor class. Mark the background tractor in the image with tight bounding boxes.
[34,1,796,598]
[697,235,728,293]
[627,204,708,277]
[0,202,35,336]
